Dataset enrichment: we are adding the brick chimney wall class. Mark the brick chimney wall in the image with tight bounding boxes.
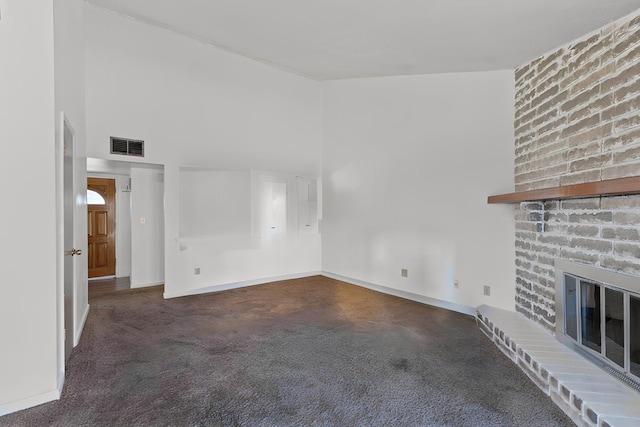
[513,11,640,331]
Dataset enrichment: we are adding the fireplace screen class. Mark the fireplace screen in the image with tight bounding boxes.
[555,260,640,386]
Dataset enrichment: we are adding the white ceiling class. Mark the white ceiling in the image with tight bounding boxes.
[88,0,640,81]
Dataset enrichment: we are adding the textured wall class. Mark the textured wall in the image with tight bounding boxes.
[513,11,640,331]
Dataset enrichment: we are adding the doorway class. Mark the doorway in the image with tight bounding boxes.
[87,158,164,292]
[87,177,116,278]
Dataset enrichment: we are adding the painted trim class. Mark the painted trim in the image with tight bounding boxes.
[57,371,65,396]
[131,280,165,290]
[163,269,475,315]
[0,389,60,417]
[55,111,77,404]
[321,271,476,316]
[88,275,116,281]
[163,271,322,299]
[74,304,90,347]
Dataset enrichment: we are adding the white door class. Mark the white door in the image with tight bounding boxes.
[63,122,77,363]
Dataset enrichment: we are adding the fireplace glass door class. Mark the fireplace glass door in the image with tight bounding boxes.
[605,288,624,368]
[580,280,601,353]
[563,272,640,382]
[631,296,640,378]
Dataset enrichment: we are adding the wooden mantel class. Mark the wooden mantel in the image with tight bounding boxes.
[488,176,640,204]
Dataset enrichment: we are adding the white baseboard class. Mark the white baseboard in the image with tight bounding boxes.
[74,304,90,347]
[0,388,60,417]
[130,280,164,290]
[321,271,476,316]
[163,271,323,299]
[57,370,65,396]
[161,270,473,316]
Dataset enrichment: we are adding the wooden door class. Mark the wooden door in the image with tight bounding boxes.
[87,178,116,278]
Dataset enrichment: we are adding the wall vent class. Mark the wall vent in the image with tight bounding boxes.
[110,137,144,157]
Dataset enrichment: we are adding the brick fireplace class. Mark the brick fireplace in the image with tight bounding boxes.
[513,10,640,333]
[477,9,640,426]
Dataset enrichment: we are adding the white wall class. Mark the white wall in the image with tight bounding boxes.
[179,169,251,239]
[53,0,87,348]
[85,5,323,297]
[322,71,516,312]
[130,167,164,288]
[0,0,59,414]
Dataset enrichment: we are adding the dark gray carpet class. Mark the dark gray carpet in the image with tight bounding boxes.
[1,276,574,426]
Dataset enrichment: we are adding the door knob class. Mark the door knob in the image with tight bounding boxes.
[70,249,82,256]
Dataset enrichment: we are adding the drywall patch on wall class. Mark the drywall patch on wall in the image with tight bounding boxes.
[513,10,640,331]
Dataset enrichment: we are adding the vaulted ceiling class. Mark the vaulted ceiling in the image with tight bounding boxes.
[88,0,640,80]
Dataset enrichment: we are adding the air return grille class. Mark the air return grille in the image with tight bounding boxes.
[110,137,144,157]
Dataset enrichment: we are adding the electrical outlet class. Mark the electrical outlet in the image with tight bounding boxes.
[484,285,491,296]
[401,269,408,278]
[194,267,200,275]
[454,280,459,288]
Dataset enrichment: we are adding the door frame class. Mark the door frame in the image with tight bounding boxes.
[87,177,117,279]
